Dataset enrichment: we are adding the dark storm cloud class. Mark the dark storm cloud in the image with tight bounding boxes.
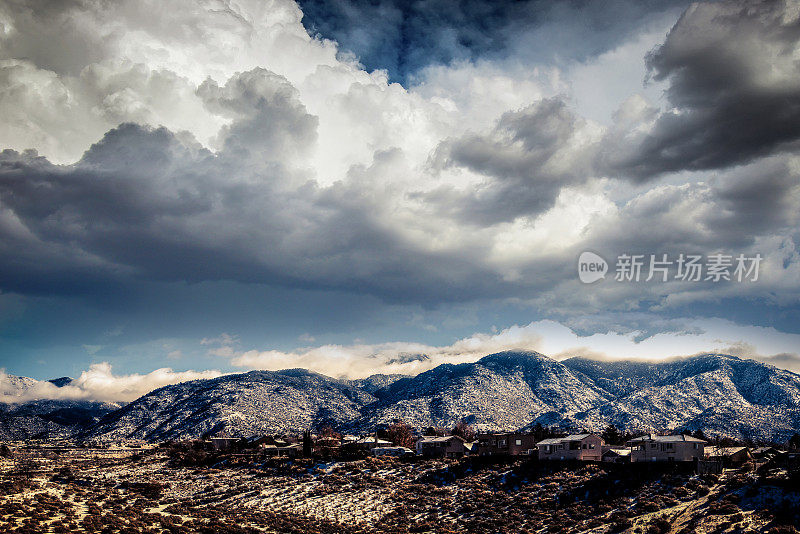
[1,0,798,344]
[607,0,800,180]
[588,155,800,256]
[708,157,800,243]
[297,0,691,82]
[423,98,596,224]
[0,76,517,305]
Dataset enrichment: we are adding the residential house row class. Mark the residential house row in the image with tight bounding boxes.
[200,430,800,466]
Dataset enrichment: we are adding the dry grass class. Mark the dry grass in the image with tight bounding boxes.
[0,450,796,533]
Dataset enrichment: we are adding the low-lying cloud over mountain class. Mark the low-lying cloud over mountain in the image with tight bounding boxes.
[46,351,800,443]
[3,317,799,406]
[225,318,800,380]
[0,364,220,404]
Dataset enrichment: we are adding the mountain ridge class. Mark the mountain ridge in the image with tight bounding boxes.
[2,351,799,442]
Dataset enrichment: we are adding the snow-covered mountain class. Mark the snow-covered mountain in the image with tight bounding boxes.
[561,353,800,441]
[357,351,612,431]
[4,352,800,442]
[85,369,379,441]
[351,374,408,394]
[0,373,39,400]
[0,400,119,441]
[0,374,119,441]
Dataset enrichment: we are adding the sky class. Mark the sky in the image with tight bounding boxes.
[0,0,799,401]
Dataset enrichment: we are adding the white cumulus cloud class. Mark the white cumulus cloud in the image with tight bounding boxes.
[0,363,221,403]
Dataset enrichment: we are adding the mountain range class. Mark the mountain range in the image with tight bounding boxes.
[1,351,799,443]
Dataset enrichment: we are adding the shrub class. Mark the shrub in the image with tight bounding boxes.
[646,516,671,534]
[609,518,633,533]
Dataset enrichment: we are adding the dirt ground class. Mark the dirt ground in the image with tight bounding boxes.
[0,451,797,533]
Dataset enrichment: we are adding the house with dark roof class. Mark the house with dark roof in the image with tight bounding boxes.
[627,434,705,463]
[416,435,467,458]
[536,434,604,461]
[209,437,240,451]
[341,436,392,452]
[476,433,538,456]
[706,446,752,466]
[751,446,784,462]
[601,447,631,463]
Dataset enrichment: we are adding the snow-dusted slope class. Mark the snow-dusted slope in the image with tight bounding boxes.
[563,354,800,441]
[560,357,687,397]
[0,374,118,441]
[355,351,612,431]
[5,352,800,442]
[0,373,39,401]
[0,400,119,441]
[352,374,408,394]
[86,369,378,441]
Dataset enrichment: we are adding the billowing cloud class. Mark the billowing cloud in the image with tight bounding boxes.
[427,98,600,224]
[2,123,799,314]
[197,68,318,160]
[606,0,800,179]
[2,316,799,401]
[0,363,221,403]
[230,323,547,378]
[229,317,800,379]
[0,123,519,304]
[0,0,799,379]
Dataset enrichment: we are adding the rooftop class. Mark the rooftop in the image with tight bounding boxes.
[351,437,391,445]
[563,434,592,441]
[628,434,706,443]
[536,438,563,445]
[418,435,465,443]
[603,448,631,456]
[706,446,748,456]
[536,434,596,445]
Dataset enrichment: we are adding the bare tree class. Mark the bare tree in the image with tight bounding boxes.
[13,458,37,480]
[386,421,415,448]
[601,424,623,445]
[319,426,342,440]
[452,420,476,442]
